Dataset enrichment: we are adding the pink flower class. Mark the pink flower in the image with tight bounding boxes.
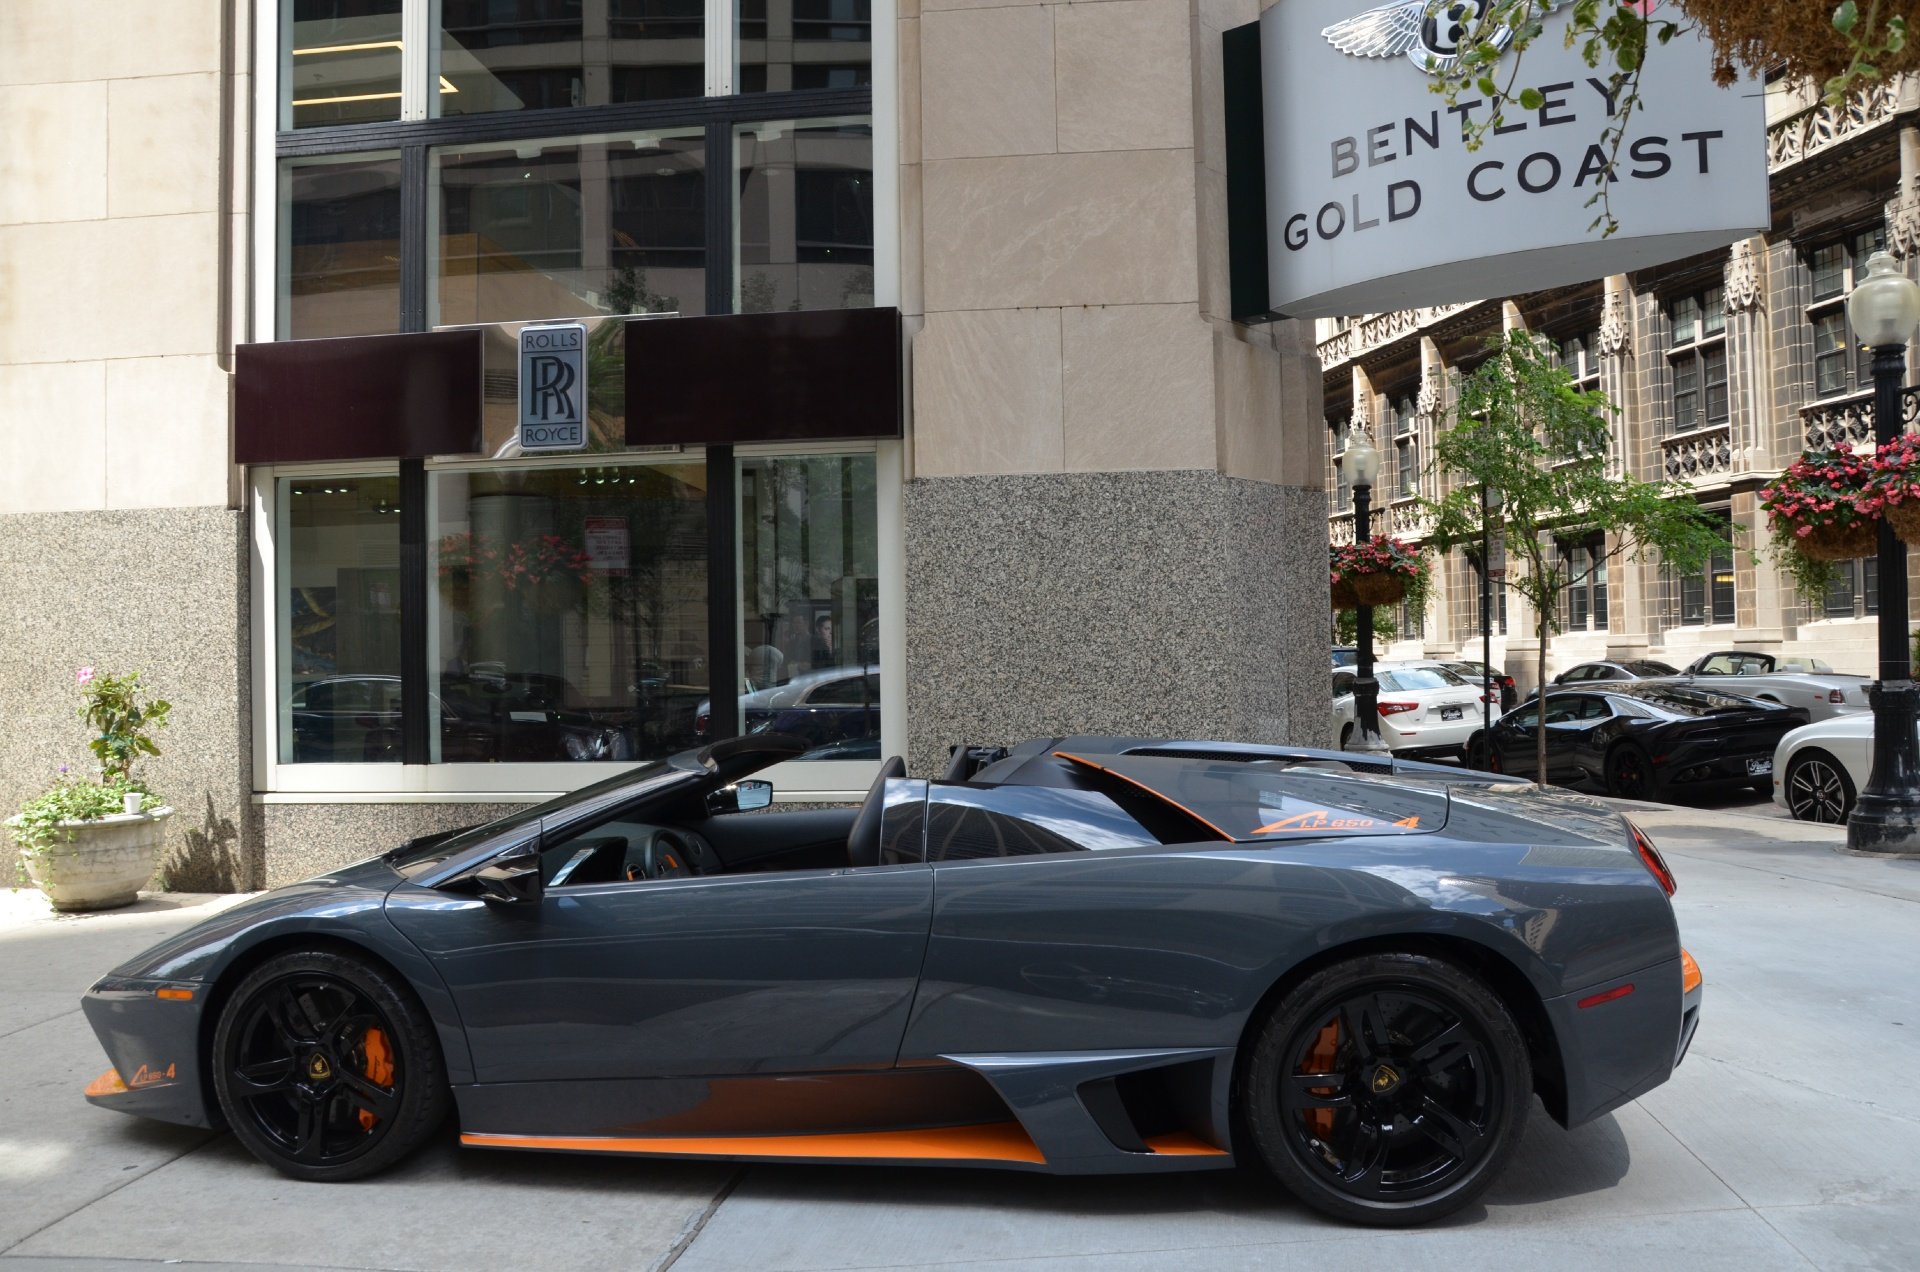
[1796,525,1813,538]
[76,666,94,688]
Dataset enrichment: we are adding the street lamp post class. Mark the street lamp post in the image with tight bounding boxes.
[1481,484,1503,738]
[1346,430,1389,754]
[1845,251,1920,857]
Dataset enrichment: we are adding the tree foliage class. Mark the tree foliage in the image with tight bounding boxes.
[1422,331,1731,783]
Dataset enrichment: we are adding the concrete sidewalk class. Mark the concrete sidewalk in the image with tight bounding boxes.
[2,803,1916,1272]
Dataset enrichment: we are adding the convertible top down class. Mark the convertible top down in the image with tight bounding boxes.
[81,734,1701,1226]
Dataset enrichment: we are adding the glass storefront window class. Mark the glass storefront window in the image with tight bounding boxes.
[279,475,404,762]
[430,461,709,763]
[738,453,881,760]
[735,119,873,314]
[738,0,872,93]
[280,154,403,339]
[283,0,405,129]
[432,129,706,327]
[436,0,706,117]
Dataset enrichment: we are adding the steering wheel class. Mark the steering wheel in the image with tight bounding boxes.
[629,830,696,881]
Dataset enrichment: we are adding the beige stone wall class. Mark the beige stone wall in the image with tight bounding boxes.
[901,0,1319,489]
[0,0,247,517]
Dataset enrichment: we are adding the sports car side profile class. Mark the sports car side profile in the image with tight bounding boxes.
[81,734,1701,1226]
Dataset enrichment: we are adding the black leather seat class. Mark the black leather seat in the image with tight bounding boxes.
[847,756,906,868]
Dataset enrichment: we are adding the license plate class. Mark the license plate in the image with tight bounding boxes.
[1441,706,1463,721]
[1746,758,1772,776]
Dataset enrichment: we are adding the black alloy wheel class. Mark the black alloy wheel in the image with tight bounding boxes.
[212,949,449,1181]
[1785,751,1855,824]
[1240,953,1530,1226]
[1604,744,1657,800]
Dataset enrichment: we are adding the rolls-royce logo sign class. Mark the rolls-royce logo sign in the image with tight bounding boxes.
[518,322,587,452]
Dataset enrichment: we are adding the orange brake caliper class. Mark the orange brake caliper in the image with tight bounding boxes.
[357,1027,395,1131]
[1302,1019,1340,1140]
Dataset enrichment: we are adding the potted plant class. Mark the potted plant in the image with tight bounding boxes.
[1332,535,1426,608]
[7,668,173,912]
[1867,431,1920,546]
[1760,449,1878,562]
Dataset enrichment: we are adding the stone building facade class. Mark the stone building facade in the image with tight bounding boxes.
[1321,78,1920,694]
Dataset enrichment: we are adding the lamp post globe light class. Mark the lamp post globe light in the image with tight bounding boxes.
[1844,251,1920,857]
[1481,484,1503,740]
[1344,429,1390,754]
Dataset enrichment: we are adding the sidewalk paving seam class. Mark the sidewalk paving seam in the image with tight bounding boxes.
[1658,846,1920,905]
[1680,1052,1920,1127]
[656,1165,747,1272]
[0,1135,219,1260]
[0,1008,78,1042]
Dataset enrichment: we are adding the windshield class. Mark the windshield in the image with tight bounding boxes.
[386,761,672,871]
[1624,660,1677,676]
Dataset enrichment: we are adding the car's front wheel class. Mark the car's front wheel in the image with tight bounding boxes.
[1238,952,1531,1226]
[211,949,449,1181]
[1785,750,1855,824]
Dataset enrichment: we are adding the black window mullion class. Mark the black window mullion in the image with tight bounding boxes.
[277,88,873,158]
[705,445,741,742]
[399,457,430,765]
[399,145,429,332]
[707,123,734,316]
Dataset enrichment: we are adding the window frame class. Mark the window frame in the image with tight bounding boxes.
[1665,285,1728,435]
[1556,530,1608,633]
[1806,225,1889,403]
[251,1,899,802]
[1665,509,1735,629]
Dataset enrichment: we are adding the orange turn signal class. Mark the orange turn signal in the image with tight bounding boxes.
[85,1068,127,1097]
[155,988,194,1001]
[1681,948,1702,994]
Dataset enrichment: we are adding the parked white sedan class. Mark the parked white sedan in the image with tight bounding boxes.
[1333,661,1501,758]
[1772,713,1876,823]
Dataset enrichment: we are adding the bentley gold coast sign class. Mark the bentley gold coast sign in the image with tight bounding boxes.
[1230,0,1767,319]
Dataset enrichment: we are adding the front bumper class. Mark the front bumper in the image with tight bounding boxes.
[80,975,217,1129]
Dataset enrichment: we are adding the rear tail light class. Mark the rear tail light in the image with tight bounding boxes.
[1480,693,1498,703]
[1828,689,1846,704]
[1378,701,1419,716]
[1502,676,1515,688]
[1628,820,1677,896]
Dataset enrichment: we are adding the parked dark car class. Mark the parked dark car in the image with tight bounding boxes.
[1467,682,1810,800]
[80,732,1701,1229]
[1438,659,1518,710]
[1552,660,1679,685]
[693,664,881,750]
[290,673,629,763]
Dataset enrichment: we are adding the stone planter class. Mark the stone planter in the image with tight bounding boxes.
[9,808,172,912]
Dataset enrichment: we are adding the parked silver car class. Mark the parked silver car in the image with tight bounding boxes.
[1677,650,1869,722]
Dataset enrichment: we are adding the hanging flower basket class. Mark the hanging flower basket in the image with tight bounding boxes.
[1331,536,1424,611]
[1868,432,1920,548]
[1761,449,1878,562]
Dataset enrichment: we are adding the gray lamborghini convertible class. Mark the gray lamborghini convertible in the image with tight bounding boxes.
[80,734,1702,1227]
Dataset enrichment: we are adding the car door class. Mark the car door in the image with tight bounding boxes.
[386,794,934,1085]
[1541,694,1594,781]
[1491,701,1541,774]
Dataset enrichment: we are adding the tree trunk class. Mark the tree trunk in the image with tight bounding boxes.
[1535,610,1550,787]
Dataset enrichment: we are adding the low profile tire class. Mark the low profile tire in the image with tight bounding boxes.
[1784,750,1855,824]
[1238,953,1531,1227]
[212,949,449,1182]
[1340,724,1354,750]
[1604,744,1658,801]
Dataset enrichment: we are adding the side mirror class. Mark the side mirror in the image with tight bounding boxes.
[706,779,773,817]
[475,839,542,905]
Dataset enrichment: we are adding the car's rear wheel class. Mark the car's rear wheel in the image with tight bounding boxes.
[1604,744,1657,800]
[212,949,449,1182]
[1238,953,1530,1226]
[1785,750,1854,824]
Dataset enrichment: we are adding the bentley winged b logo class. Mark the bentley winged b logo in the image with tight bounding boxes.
[1321,0,1568,75]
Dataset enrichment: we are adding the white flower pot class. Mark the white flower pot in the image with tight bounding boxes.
[9,808,173,912]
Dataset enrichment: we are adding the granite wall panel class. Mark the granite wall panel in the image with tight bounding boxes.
[0,506,253,890]
[257,802,529,888]
[903,470,1329,776]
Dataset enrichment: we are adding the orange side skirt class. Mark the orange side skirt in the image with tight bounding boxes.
[463,1123,1230,1164]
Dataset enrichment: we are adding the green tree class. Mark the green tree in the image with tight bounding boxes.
[1334,607,1399,646]
[1422,331,1730,785]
